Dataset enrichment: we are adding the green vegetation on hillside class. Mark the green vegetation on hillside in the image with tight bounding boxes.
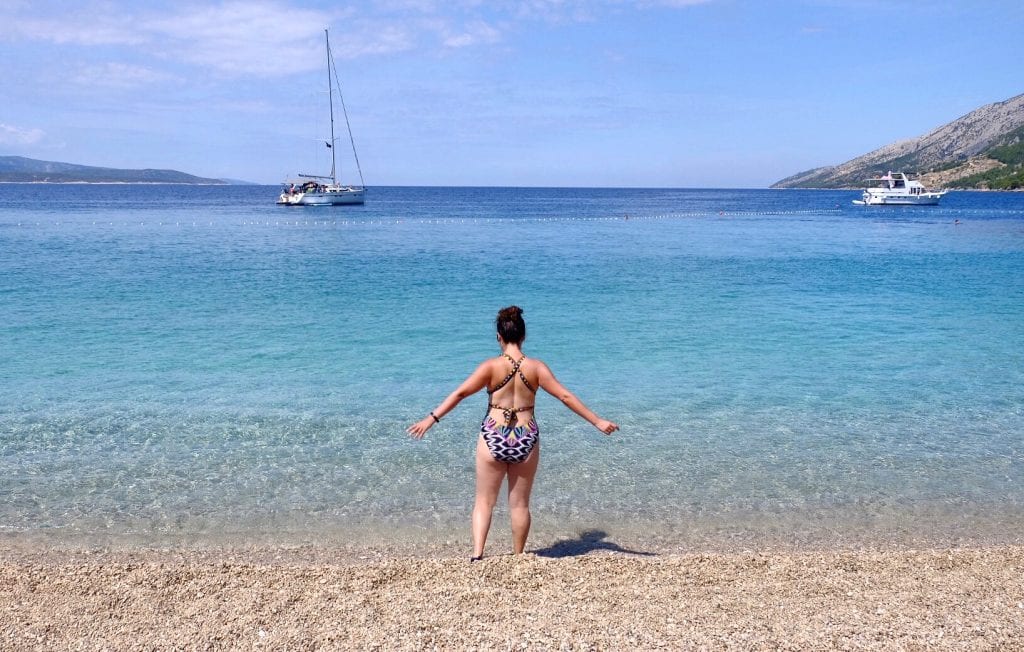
[946,125,1024,189]
[927,159,966,174]
[947,166,1024,190]
[987,125,1024,165]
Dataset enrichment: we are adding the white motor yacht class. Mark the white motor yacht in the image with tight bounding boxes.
[853,172,945,206]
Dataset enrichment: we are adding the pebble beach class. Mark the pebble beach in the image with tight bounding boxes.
[3,543,1023,650]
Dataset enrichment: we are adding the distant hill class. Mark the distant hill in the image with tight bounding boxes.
[0,156,227,184]
[772,93,1024,190]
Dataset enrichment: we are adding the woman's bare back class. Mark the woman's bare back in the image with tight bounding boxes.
[485,354,539,426]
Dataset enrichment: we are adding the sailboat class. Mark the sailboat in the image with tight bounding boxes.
[277,29,366,206]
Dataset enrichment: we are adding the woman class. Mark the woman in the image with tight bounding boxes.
[407,306,618,560]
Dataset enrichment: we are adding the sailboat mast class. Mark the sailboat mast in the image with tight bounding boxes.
[325,28,337,185]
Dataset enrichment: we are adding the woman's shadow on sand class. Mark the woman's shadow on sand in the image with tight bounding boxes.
[532,529,656,558]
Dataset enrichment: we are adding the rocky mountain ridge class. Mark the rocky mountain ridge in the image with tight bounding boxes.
[773,93,1024,189]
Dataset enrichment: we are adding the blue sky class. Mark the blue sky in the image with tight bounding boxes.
[1,0,1021,187]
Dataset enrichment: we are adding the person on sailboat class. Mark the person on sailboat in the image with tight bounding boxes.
[407,306,618,560]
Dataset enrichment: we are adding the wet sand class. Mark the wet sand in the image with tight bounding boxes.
[3,543,1023,650]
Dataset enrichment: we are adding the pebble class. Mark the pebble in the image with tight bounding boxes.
[2,545,1022,649]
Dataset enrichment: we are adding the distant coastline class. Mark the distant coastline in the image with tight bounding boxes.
[0,180,234,185]
[0,155,232,185]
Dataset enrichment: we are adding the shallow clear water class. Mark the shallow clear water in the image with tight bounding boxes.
[1,184,1023,549]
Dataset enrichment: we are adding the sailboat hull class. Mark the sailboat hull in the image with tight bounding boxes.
[277,187,365,206]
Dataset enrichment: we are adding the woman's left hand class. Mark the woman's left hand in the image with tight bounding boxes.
[406,418,435,439]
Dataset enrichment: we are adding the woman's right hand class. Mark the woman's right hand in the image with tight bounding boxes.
[406,418,434,439]
[594,419,619,435]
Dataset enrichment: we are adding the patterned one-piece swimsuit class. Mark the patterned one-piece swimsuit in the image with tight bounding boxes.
[480,354,539,464]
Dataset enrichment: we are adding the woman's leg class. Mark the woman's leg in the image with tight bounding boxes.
[506,442,540,554]
[472,435,506,558]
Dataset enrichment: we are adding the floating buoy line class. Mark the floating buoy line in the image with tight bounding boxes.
[10,208,843,230]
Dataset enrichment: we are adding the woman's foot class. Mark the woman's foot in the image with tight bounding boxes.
[470,555,483,562]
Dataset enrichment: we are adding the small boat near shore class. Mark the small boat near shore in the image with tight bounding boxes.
[277,29,365,207]
[853,172,946,206]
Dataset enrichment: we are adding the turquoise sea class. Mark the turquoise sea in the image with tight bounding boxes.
[2,185,1023,550]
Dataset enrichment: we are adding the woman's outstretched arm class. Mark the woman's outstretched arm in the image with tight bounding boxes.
[407,361,492,439]
[536,361,619,435]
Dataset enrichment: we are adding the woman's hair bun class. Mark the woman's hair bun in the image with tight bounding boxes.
[499,305,523,320]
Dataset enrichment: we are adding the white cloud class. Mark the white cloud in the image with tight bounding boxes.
[72,62,176,88]
[642,0,713,6]
[507,0,597,23]
[0,1,369,76]
[0,123,46,145]
[441,19,502,49]
[0,0,714,78]
[142,2,336,75]
[331,23,416,60]
[504,0,711,22]
[2,2,145,45]
[374,0,442,12]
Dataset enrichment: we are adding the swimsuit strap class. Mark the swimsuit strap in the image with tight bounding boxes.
[501,353,535,392]
[489,354,529,394]
[487,354,536,427]
[487,403,536,429]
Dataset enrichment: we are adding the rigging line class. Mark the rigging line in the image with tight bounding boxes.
[329,41,366,189]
